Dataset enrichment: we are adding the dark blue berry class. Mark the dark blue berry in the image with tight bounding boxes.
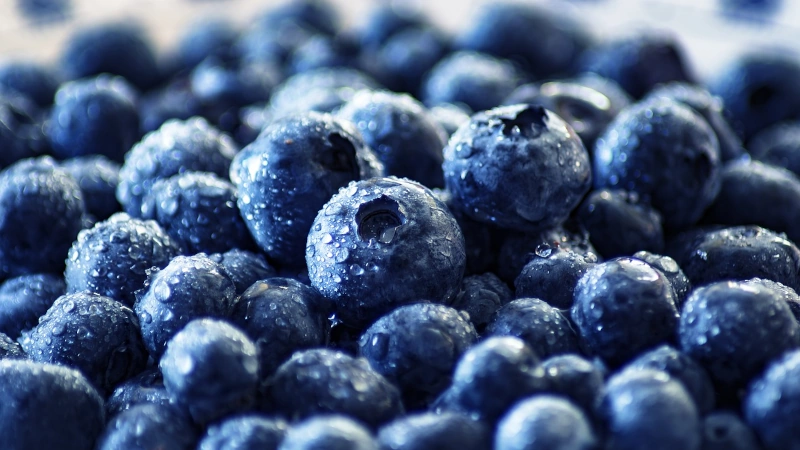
[96,403,197,450]
[279,415,378,450]
[257,0,339,37]
[61,155,121,221]
[450,272,512,332]
[745,278,800,325]
[495,395,598,450]
[288,35,358,75]
[358,4,426,51]
[744,349,800,450]
[377,412,490,450]
[370,26,450,98]
[702,410,761,450]
[105,368,171,417]
[486,298,580,359]
[208,249,277,295]
[0,92,50,168]
[0,273,65,338]
[749,122,800,177]
[175,19,238,72]
[138,78,202,134]
[632,251,692,308]
[198,415,288,450]
[514,244,596,309]
[0,61,59,107]
[267,68,379,118]
[541,353,605,414]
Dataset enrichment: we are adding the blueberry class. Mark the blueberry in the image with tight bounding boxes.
[0,61,59,107]
[279,415,378,450]
[597,369,701,450]
[624,345,716,414]
[709,51,800,140]
[358,4,426,51]
[117,117,238,218]
[573,74,634,112]
[444,104,591,232]
[434,188,499,275]
[135,254,237,359]
[703,160,800,243]
[433,336,548,424]
[667,225,800,292]
[631,251,692,308]
[0,92,50,168]
[571,257,680,367]
[579,32,694,99]
[229,278,328,377]
[377,411,490,450]
[234,19,316,67]
[138,78,202,134]
[96,403,197,450]
[458,2,589,78]
[749,122,800,177]
[450,272,512,332]
[336,90,446,188]
[514,244,595,309]
[486,298,580,359]
[358,303,477,408]
[0,332,24,359]
[495,395,599,450]
[257,0,339,37]
[429,103,470,138]
[61,155,121,221]
[744,349,800,449]
[644,82,746,162]
[0,360,105,450]
[0,273,65,338]
[702,410,761,450]
[160,318,259,424]
[0,157,85,277]
[232,112,383,268]
[288,34,359,75]
[20,291,147,392]
[541,354,605,414]
[65,213,181,307]
[106,368,172,417]
[267,348,403,428]
[370,26,450,98]
[306,177,466,328]
[679,279,800,391]
[174,19,238,72]
[208,249,277,295]
[267,68,380,118]
[60,22,160,91]
[744,278,800,324]
[198,415,288,450]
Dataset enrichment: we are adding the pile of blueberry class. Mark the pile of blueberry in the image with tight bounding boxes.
[3,0,800,449]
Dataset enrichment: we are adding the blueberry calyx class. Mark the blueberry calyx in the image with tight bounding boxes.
[356,195,406,243]
[499,105,548,137]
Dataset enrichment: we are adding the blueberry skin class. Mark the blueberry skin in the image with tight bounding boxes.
[422,51,520,112]
[0,92,50,168]
[48,75,140,162]
[598,369,701,450]
[0,332,24,359]
[20,292,147,392]
[65,213,181,307]
[745,278,800,325]
[279,415,379,450]
[495,395,599,450]
[0,273,65,338]
[433,336,548,424]
[97,403,197,450]
[579,32,693,99]
[105,368,172,417]
[161,318,259,424]
[377,412,490,450]
[434,188,498,275]
[229,278,328,377]
[0,360,105,450]
[749,122,800,177]
[624,345,716,414]
[306,177,466,328]
[0,61,59,107]
[0,157,84,277]
[267,348,403,428]
[679,280,800,390]
[515,245,596,309]
[60,23,160,91]
[667,225,800,292]
[198,415,288,450]
[593,98,721,230]
[232,112,383,268]
[371,26,450,98]
[541,354,605,414]
[451,272,512,332]
[429,104,470,138]
[702,410,761,450]
[336,90,446,188]
[744,349,800,450]
[703,160,800,243]
[644,83,746,163]
[358,303,477,408]
[61,155,121,221]
[486,298,580,359]
[208,249,277,295]
[571,258,680,368]
[117,117,239,218]
[135,254,238,359]
[709,52,800,140]
[267,68,380,118]
[632,251,692,308]
[444,104,592,233]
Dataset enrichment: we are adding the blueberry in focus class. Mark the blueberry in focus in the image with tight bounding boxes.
[232,112,383,268]
[336,90,446,188]
[702,410,762,450]
[679,279,800,391]
[306,177,465,328]
[106,368,172,417]
[748,122,800,177]
[267,348,403,428]
[61,155,121,221]
[135,254,237,358]
[65,212,181,307]
[486,298,580,359]
[358,303,477,408]
[208,248,277,295]
[377,411,490,450]
[514,243,596,309]
[631,251,692,308]
[450,272,512,332]
[571,257,680,367]
[267,68,380,119]
[198,414,288,450]
[96,403,197,450]
[541,353,605,414]
[0,332,24,359]
[0,61,59,107]
[0,273,65,338]
[0,360,105,450]
[744,349,800,450]
[0,156,84,277]
[279,415,378,450]
[444,104,592,233]
[495,395,599,450]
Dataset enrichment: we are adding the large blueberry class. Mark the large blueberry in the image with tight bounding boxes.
[541,353,605,414]
[744,349,800,450]
[0,273,65,339]
[0,61,59,107]
[96,403,197,450]
[279,415,378,450]
[450,272,512,332]
[370,26,449,98]
[267,68,380,118]
[198,414,288,450]
[514,243,596,309]
[495,395,598,450]
[105,368,171,417]
[632,251,692,308]
[486,298,581,358]
[377,412,490,450]
[749,122,800,177]
[208,248,277,295]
